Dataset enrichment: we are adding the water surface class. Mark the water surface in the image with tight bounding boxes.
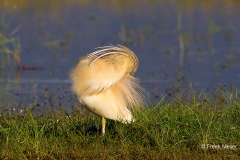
[0,0,240,113]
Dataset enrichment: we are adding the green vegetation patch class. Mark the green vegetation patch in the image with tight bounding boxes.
[0,90,239,159]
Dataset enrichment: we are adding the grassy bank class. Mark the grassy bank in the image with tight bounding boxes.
[0,91,239,159]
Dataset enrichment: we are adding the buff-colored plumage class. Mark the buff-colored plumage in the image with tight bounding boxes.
[70,45,145,135]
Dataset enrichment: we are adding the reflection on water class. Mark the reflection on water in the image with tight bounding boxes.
[0,0,240,112]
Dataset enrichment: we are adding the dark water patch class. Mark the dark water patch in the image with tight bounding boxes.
[0,0,240,113]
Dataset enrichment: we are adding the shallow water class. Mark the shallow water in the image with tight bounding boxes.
[0,0,240,113]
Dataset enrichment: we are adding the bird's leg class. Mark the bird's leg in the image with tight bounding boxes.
[102,117,106,135]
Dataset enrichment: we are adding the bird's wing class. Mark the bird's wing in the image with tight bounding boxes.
[70,45,139,96]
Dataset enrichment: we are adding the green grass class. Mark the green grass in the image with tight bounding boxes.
[0,90,239,159]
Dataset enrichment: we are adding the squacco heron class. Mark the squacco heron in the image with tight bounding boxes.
[70,45,145,135]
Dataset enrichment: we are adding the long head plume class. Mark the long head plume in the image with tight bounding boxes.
[70,45,145,118]
[85,45,139,75]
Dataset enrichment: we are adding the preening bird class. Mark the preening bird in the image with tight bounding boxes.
[70,45,145,135]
